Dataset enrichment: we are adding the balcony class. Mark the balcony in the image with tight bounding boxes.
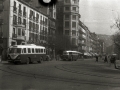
[12,34,17,39]
[18,10,22,16]
[17,36,25,40]
[13,21,17,25]
[12,34,25,40]
[13,7,17,13]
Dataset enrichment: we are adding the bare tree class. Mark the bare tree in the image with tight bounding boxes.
[111,14,120,54]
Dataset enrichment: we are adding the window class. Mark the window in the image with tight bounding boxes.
[65,7,70,11]
[18,17,21,24]
[23,48,26,53]
[65,30,69,35]
[65,14,69,20]
[73,7,76,11]
[36,13,39,22]
[36,49,38,53]
[13,15,17,24]
[14,1,16,7]
[23,19,26,27]
[38,49,40,53]
[65,21,70,28]
[13,28,16,34]
[28,48,31,53]
[19,4,21,10]
[29,21,31,31]
[44,49,46,53]
[72,30,76,36]
[73,0,77,4]
[32,48,34,53]
[22,29,25,36]
[65,0,70,3]
[72,15,76,20]
[41,49,43,53]
[72,22,76,28]
[18,28,21,36]
[18,4,22,14]
[13,1,17,12]
[23,7,26,16]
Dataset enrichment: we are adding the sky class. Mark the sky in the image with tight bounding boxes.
[79,0,120,35]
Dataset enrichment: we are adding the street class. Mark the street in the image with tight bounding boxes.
[0,58,120,90]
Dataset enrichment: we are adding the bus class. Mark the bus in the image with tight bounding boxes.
[7,44,46,64]
[61,50,81,61]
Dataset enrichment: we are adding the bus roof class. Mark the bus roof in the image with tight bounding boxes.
[64,50,81,53]
[9,44,45,49]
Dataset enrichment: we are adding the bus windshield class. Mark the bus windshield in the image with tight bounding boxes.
[9,48,21,53]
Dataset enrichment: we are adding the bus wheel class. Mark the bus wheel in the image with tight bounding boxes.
[26,58,30,64]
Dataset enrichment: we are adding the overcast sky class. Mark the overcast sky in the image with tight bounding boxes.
[79,0,120,35]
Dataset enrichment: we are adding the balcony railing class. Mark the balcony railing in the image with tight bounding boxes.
[13,21,17,25]
[13,7,17,13]
[12,34,17,39]
[12,34,25,40]
[18,10,22,16]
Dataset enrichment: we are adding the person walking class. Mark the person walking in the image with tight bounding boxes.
[96,55,98,62]
[104,55,108,63]
[110,56,118,69]
[55,54,59,61]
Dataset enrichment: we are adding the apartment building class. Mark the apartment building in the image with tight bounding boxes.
[0,0,56,59]
[78,21,86,53]
[56,0,80,53]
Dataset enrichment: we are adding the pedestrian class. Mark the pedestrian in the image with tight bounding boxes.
[104,55,108,63]
[96,55,98,62]
[110,56,118,69]
[55,54,59,61]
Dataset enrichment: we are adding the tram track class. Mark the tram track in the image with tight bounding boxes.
[0,63,120,87]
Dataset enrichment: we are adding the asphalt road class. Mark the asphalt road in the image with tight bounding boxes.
[0,58,120,90]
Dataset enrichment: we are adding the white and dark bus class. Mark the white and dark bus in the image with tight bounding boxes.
[61,50,81,61]
[7,44,46,64]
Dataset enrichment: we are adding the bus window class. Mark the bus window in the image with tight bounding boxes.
[69,52,72,55]
[38,49,40,53]
[9,48,21,53]
[28,48,31,53]
[36,49,38,53]
[23,48,26,53]
[32,48,34,53]
[44,49,46,53]
[41,49,43,53]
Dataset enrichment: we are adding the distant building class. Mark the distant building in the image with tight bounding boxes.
[56,0,80,53]
[78,21,86,53]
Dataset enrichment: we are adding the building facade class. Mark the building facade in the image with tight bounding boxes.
[0,0,56,59]
[78,21,86,53]
[56,0,80,53]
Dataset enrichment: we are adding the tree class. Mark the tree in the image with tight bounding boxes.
[111,14,120,55]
